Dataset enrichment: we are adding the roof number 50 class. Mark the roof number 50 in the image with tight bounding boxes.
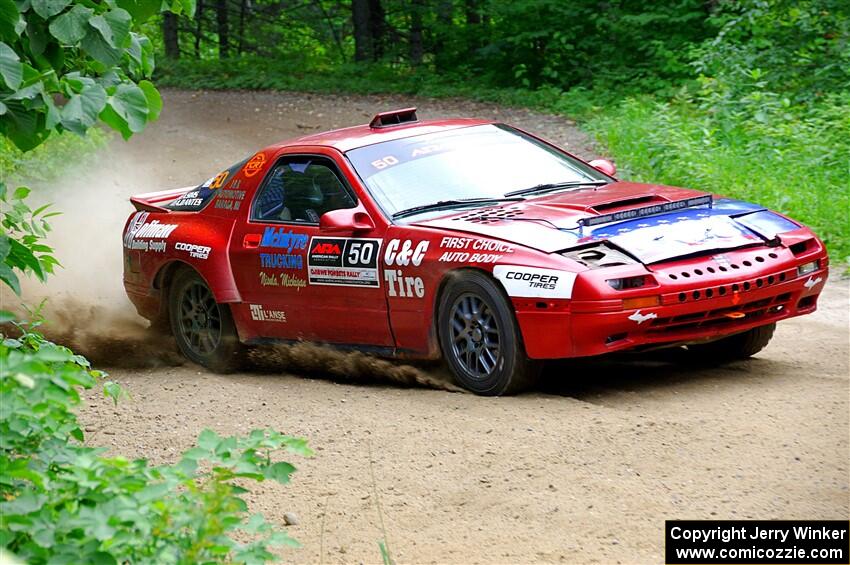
[371,156,399,170]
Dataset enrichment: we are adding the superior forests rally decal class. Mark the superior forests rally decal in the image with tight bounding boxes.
[307,237,382,287]
[493,265,577,299]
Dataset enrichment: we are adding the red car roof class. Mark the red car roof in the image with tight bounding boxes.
[270,117,495,153]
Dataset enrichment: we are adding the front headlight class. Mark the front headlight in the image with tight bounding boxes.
[560,243,637,268]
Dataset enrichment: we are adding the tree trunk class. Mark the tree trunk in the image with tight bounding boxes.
[437,0,452,26]
[409,0,424,66]
[352,0,372,62]
[238,0,246,54]
[194,0,204,58]
[368,0,385,60]
[465,0,480,25]
[216,0,229,59]
[163,12,180,59]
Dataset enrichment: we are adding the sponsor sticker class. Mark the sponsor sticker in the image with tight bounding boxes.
[175,242,211,260]
[383,239,429,298]
[214,188,247,211]
[209,170,229,189]
[260,253,303,270]
[171,190,204,208]
[249,304,287,322]
[243,153,267,177]
[258,271,307,290]
[308,237,381,287]
[493,265,577,299]
[260,227,309,252]
[124,212,178,250]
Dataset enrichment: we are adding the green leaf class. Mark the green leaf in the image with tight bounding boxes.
[197,428,220,450]
[138,80,161,121]
[0,0,19,43]
[0,233,10,261]
[80,26,120,66]
[101,82,148,138]
[60,82,106,135]
[0,41,22,89]
[103,380,122,405]
[31,0,70,19]
[266,461,295,483]
[88,8,130,49]
[0,262,20,294]
[0,309,14,323]
[48,4,92,44]
[0,493,47,515]
[12,186,29,200]
[115,0,159,22]
[0,98,49,150]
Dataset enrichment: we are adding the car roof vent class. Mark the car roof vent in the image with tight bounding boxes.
[369,107,418,129]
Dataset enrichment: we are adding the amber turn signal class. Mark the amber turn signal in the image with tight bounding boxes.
[622,296,661,309]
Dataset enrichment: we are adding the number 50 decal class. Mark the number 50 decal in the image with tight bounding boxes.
[347,241,375,265]
[371,156,399,170]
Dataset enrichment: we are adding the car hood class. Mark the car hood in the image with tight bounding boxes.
[413,181,798,264]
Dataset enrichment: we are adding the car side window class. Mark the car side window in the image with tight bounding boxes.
[252,157,356,223]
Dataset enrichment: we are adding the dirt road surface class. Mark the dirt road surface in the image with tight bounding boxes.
[22,90,850,563]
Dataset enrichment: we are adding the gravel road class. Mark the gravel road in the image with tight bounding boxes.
[24,89,848,564]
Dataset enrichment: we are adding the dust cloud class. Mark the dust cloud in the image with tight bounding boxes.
[2,136,460,390]
[250,342,465,392]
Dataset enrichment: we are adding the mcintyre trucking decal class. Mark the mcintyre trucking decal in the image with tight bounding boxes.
[307,237,382,287]
[493,266,577,299]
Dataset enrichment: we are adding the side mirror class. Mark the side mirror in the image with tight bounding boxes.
[588,158,617,178]
[319,207,376,235]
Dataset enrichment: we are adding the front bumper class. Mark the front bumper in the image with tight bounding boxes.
[513,247,828,359]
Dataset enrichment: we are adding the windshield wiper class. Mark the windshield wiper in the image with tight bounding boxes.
[504,179,609,198]
[392,197,524,219]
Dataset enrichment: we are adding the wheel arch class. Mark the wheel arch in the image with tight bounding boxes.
[431,266,519,356]
[151,260,224,332]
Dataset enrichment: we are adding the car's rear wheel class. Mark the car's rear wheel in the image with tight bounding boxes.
[437,271,540,395]
[687,322,776,362]
[169,268,244,372]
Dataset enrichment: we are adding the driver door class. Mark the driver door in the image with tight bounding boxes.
[230,152,394,347]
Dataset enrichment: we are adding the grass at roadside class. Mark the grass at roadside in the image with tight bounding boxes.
[155,58,849,264]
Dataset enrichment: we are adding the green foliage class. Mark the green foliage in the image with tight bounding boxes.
[0,0,192,151]
[584,93,850,263]
[0,180,60,295]
[0,323,310,563]
[0,128,107,184]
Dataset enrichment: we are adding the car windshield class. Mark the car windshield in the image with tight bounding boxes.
[346,124,608,219]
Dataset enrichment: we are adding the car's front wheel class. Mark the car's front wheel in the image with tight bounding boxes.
[437,271,540,395]
[169,268,245,372]
[687,322,776,362]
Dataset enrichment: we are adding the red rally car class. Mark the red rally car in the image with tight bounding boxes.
[123,108,829,395]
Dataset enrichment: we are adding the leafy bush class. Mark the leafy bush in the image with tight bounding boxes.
[583,92,850,263]
[1,129,108,184]
[0,0,193,151]
[0,321,310,564]
[0,182,61,296]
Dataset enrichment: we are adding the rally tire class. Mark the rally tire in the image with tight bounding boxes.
[687,322,776,362]
[169,268,245,373]
[437,271,540,396]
